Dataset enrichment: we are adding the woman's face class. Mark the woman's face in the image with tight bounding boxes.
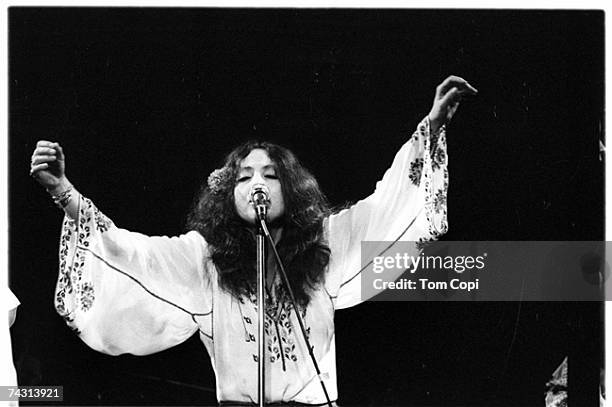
[234,148,285,224]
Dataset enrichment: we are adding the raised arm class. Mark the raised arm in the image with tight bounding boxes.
[30,141,79,219]
[30,143,212,355]
[325,76,477,309]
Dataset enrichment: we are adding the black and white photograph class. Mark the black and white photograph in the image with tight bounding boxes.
[4,5,606,407]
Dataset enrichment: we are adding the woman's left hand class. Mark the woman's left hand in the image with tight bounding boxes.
[428,75,478,133]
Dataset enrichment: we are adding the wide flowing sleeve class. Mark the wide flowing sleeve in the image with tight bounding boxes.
[325,116,448,309]
[54,194,212,356]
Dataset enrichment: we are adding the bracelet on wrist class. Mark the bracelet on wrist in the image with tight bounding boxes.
[50,184,73,209]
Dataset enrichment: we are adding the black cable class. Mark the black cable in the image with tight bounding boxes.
[259,218,333,407]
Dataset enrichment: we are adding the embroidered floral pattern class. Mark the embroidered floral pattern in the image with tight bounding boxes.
[74,251,86,280]
[413,120,428,142]
[243,283,310,369]
[420,118,449,241]
[409,158,424,186]
[434,189,447,213]
[80,282,95,311]
[93,205,112,233]
[56,196,111,331]
[407,117,448,242]
[432,146,446,171]
[78,200,92,248]
[56,218,75,317]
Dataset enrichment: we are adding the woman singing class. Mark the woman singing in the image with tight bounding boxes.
[29,75,477,405]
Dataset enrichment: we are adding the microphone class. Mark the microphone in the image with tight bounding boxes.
[249,184,270,220]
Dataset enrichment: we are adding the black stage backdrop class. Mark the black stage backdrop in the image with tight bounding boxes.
[8,8,604,407]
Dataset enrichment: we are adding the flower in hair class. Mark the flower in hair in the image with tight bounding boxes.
[207,167,233,194]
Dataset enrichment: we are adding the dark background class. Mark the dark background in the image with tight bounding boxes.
[8,7,604,406]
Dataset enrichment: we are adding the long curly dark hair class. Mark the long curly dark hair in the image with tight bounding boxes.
[186,141,331,307]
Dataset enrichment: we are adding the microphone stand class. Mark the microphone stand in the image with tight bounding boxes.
[256,213,266,407]
[258,218,333,407]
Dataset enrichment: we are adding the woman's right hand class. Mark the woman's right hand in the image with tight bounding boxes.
[30,140,69,194]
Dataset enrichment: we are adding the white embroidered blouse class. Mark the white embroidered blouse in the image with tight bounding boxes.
[54,117,448,404]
